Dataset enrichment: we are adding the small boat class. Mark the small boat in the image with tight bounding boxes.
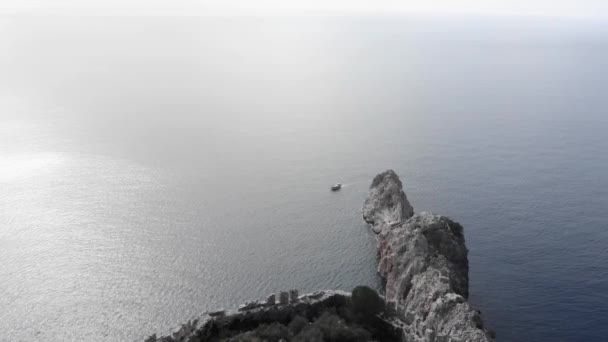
[331,183,342,191]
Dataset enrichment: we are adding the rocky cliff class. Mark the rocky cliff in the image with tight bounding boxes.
[363,170,494,342]
[145,170,495,341]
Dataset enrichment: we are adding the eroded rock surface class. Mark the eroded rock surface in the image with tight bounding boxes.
[363,170,414,233]
[363,170,494,342]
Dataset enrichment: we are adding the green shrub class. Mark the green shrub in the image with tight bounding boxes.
[314,312,370,342]
[291,312,370,342]
[288,315,309,335]
[292,326,324,342]
[223,306,378,342]
[253,322,290,342]
[351,286,384,318]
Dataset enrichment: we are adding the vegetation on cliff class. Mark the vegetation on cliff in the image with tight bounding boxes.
[211,286,392,342]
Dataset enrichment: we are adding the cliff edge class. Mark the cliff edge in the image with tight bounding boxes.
[145,170,495,341]
[363,170,494,342]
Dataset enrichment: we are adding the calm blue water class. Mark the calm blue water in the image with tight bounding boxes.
[1,15,608,342]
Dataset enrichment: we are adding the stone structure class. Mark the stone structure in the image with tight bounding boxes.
[279,291,289,305]
[289,289,299,303]
[266,293,276,305]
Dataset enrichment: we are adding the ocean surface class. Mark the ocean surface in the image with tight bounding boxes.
[1,15,608,342]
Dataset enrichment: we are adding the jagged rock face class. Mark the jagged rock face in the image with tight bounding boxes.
[363,170,414,233]
[364,170,494,342]
[378,213,469,302]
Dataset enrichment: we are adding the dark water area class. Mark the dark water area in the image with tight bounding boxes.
[1,15,608,341]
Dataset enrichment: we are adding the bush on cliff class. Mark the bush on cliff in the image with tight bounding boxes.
[226,322,289,342]
[351,286,384,319]
[287,315,308,335]
[305,311,370,342]
[225,311,370,342]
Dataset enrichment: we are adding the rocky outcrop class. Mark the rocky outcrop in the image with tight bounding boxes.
[363,170,494,342]
[145,170,495,342]
[363,170,414,234]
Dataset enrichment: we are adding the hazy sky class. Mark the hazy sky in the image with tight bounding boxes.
[2,0,608,18]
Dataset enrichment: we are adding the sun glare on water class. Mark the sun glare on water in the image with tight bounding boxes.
[0,152,64,183]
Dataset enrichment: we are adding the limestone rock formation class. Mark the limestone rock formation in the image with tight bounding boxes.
[363,170,494,342]
[144,170,496,342]
[363,170,414,233]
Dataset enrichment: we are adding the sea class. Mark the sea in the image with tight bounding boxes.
[1,14,608,342]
